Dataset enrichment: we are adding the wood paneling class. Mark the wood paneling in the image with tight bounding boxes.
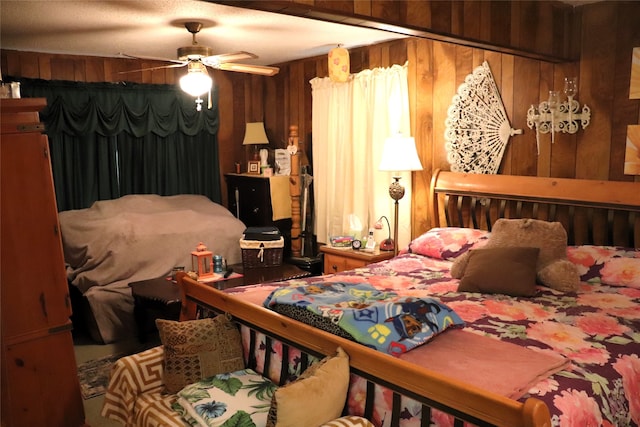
[2,0,638,239]
[220,0,575,61]
[577,2,617,180]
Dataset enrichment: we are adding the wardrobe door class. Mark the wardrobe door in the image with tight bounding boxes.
[1,98,86,427]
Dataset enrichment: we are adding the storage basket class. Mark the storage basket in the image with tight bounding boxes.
[240,237,284,268]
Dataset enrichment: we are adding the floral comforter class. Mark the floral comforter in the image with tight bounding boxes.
[227,236,640,427]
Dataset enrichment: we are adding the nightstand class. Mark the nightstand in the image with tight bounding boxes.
[320,245,395,274]
[129,277,182,342]
[129,263,313,341]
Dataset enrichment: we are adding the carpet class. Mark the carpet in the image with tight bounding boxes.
[77,353,124,399]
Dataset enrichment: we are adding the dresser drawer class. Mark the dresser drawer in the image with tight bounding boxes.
[323,252,367,273]
[320,245,394,274]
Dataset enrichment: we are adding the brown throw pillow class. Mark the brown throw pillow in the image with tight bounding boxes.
[156,316,245,393]
[452,219,579,292]
[266,347,350,427]
[457,247,540,296]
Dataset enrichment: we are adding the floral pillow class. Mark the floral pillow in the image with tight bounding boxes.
[173,368,277,427]
[402,227,490,260]
[567,245,640,288]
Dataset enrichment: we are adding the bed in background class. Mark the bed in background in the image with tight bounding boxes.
[176,171,639,427]
[61,193,246,343]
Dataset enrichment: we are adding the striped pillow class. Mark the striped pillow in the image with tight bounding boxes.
[321,416,376,427]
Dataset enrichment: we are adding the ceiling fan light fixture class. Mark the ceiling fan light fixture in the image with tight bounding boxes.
[177,45,213,61]
[180,62,213,97]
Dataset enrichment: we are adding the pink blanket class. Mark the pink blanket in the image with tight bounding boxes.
[399,329,569,399]
[235,283,568,399]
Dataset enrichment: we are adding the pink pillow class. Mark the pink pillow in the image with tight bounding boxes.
[402,227,489,261]
[567,245,640,288]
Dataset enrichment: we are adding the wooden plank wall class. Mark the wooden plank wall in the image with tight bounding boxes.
[221,0,577,61]
[2,1,639,239]
[258,1,640,236]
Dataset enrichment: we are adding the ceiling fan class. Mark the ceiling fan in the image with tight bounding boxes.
[119,21,280,87]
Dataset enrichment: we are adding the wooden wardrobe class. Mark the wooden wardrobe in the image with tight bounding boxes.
[1,98,86,426]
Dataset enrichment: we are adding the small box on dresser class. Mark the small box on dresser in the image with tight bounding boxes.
[240,238,285,268]
[240,226,284,268]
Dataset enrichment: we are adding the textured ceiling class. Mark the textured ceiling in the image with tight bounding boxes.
[0,1,406,67]
[0,1,601,71]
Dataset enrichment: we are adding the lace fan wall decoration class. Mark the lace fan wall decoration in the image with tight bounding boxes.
[445,61,522,174]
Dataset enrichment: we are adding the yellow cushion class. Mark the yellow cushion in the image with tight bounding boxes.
[267,347,350,427]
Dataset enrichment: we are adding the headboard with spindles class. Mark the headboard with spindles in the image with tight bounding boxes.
[429,170,640,248]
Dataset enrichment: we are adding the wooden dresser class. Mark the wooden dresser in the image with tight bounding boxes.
[224,173,292,255]
[320,245,395,274]
[1,98,86,426]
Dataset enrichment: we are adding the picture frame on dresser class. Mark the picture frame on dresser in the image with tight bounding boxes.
[247,160,260,174]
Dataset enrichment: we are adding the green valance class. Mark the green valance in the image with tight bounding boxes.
[10,77,222,211]
[16,77,218,137]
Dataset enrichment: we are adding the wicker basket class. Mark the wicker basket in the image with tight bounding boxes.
[240,237,284,268]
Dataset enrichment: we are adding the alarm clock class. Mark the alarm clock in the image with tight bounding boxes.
[351,239,362,250]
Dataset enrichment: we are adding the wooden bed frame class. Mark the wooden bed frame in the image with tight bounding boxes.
[429,169,639,247]
[177,171,639,427]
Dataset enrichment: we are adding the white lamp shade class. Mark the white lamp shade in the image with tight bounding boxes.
[242,122,270,145]
[379,134,423,172]
[179,62,212,97]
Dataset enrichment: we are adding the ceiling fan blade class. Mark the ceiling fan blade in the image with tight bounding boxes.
[118,52,185,65]
[116,62,187,75]
[216,62,279,76]
[202,51,258,65]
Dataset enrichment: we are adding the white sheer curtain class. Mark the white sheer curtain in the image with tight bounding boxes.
[310,63,412,248]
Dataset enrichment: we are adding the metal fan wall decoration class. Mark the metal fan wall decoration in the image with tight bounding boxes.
[444,61,521,174]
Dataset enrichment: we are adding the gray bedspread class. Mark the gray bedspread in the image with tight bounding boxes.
[60,194,246,343]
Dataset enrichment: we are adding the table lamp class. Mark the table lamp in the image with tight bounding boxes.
[243,122,269,160]
[374,215,394,251]
[379,134,423,255]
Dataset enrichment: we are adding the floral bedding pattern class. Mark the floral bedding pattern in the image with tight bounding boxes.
[227,239,640,427]
[567,245,640,288]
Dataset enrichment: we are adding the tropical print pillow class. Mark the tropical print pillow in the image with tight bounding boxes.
[173,369,277,427]
[567,245,640,288]
[402,227,489,260]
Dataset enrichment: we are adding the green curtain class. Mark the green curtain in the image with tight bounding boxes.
[16,77,220,211]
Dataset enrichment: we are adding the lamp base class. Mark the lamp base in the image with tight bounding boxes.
[380,238,395,252]
[389,177,405,201]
